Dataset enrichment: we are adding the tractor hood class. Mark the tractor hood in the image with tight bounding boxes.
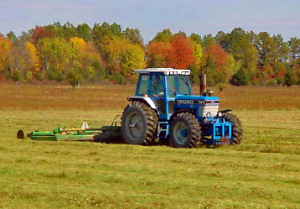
[175,95,220,117]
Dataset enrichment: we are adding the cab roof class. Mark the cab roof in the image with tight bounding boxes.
[134,68,190,76]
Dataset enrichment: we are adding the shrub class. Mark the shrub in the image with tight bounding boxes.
[25,71,33,82]
[217,83,228,93]
[284,69,296,86]
[231,67,250,86]
[267,78,277,86]
[11,70,21,83]
[66,69,83,89]
[109,74,126,84]
[276,76,285,85]
[47,68,65,82]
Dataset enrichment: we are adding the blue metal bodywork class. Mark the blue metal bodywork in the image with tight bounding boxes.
[134,72,232,145]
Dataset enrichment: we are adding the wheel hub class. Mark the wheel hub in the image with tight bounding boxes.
[173,122,188,145]
[126,112,144,139]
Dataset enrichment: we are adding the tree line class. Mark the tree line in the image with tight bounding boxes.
[0,22,299,87]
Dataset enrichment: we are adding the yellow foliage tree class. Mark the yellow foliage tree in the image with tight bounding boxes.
[120,42,146,76]
[70,37,87,58]
[25,42,40,73]
[102,36,146,76]
[188,38,203,67]
[0,35,11,72]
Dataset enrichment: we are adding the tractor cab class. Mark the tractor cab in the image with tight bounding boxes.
[133,68,193,120]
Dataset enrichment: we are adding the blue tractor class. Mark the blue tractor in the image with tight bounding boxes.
[121,68,243,148]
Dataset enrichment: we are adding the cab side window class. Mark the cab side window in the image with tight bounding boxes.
[137,75,149,95]
[150,75,164,97]
[167,76,176,98]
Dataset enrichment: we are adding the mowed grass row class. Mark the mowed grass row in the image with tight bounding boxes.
[0,84,300,208]
[1,138,300,209]
[1,109,300,208]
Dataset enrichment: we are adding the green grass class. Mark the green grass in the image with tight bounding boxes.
[0,84,300,208]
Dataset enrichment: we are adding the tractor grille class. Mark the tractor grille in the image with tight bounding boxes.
[199,103,219,117]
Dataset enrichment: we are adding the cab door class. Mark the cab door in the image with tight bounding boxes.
[149,73,167,120]
[165,75,176,120]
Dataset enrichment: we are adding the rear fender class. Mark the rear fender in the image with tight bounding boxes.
[128,96,158,112]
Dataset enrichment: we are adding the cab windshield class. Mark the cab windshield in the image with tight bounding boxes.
[167,75,192,98]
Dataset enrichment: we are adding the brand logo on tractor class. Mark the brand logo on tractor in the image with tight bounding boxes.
[176,100,220,105]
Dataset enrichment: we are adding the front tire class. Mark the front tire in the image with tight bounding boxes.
[170,112,201,148]
[224,113,243,144]
[121,101,158,145]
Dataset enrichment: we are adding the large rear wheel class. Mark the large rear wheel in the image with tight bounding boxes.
[121,101,158,145]
[223,113,243,144]
[170,112,201,148]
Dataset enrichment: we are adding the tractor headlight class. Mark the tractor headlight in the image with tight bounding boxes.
[217,112,223,117]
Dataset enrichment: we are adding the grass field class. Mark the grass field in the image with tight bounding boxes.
[0,84,300,208]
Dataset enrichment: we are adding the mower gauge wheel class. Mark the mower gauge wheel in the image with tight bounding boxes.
[17,130,25,139]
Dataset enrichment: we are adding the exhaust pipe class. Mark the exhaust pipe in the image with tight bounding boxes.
[200,73,206,96]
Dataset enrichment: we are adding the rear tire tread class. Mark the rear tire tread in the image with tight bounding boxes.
[121,101,158,145]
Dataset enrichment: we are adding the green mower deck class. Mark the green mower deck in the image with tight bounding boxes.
[17,116,122,142]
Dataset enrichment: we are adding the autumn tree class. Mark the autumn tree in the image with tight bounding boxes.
[146,41,171,68]
[151,29,173,43]
[0,34,11,74]
[201,44,234,85]
[25,42,40,73]
[69,37,102,81]
[93,22,123,48]
[37,38,72,80]
[101,36,145,77]
[124,28,143,47]
[8,43,31,81]
[31,26,55,43]
[166,35,195,69]
[187,35,203,84]
[146,35,196,69]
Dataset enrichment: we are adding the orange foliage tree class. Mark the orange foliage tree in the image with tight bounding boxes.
[201,44,234,85]
[146,41,171,68]
[146,35,195,69]
[31,26,55,43]
[166,36,195,69]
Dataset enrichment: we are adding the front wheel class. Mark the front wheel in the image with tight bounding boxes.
[223,113,243,144]
[170,112,201,148]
